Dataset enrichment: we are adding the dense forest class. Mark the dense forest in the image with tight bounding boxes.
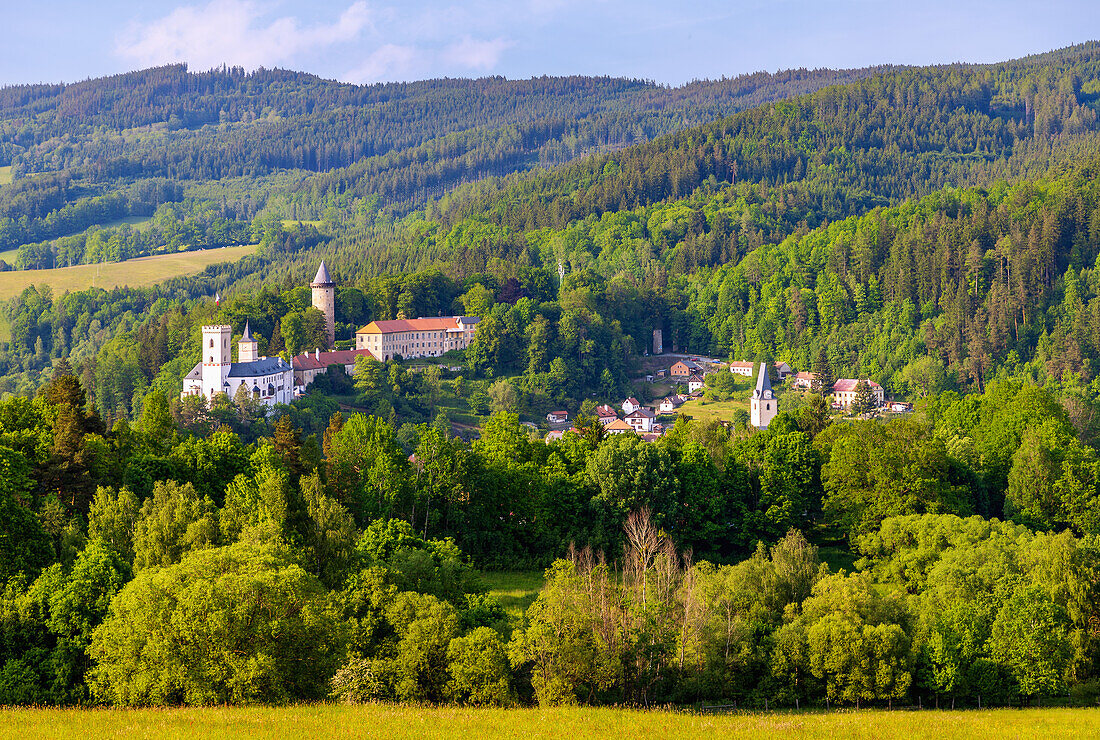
[5,43,1100,708]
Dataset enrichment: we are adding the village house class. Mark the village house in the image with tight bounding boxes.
[775,361,795,379]
[791,371,815,389]
[670,359,701,377]
[546,410,569,424]
[355,315,479,361]
[888,400,913,413]
[604,419,634,435]
[686,374,706,393]
[595,404,618,425]
[832,379,885,408]
[658,395,684,413]
[622,397,642,415]
[728,360,755,377]
[625,407,656,433]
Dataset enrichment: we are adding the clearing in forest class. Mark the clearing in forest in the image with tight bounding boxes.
[0,245,257,299]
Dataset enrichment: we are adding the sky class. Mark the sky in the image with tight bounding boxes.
[1,0,1098,87]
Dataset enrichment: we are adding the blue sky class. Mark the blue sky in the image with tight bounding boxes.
[2,0,1097,87]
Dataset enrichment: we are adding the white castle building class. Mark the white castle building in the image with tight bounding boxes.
[181,321,294,407]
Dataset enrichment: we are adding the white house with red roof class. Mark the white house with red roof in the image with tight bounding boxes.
[595,404,618,425]
[832,378,885,408]
[622,397,642,415]
[728,360,755,377]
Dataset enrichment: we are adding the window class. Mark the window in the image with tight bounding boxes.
[766,403,770,410]
[209,339,214,348]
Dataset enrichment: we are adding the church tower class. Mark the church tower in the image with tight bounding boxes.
[239,321,258,363]
[311,261,336,348]
[750,362,777,429]
[201,325,232,401]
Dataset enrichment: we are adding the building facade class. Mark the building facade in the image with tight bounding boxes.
[355,316,479,361]
[292,347,374,387]
[832,379,885,408]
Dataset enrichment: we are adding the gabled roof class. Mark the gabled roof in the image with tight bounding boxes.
[357,316,479,334]
[595,404,618,417]
[311,260,334,286]
[292,348,374,371]
[833,378,883,392]
[729,360,755,368]
[226,356,290,378]
[605,419,634,432]
[624,397,640,406]
[627,407,656,419]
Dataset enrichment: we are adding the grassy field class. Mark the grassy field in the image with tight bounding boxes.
[3,705,1099,739]
[0,245,257,299]
[0,165,11,185]
[481,570,544,620]
[678,396,750,424]
[98,215,153,231]
[0,248,17,265]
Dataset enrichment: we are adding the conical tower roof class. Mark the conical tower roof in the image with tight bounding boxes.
[241,321,254,342]
[753,362,773,398]
[311,260,334,286]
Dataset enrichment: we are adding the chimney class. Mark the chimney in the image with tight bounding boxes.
[315,348,320,360]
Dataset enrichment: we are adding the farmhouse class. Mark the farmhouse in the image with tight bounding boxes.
[355,315,479,361]
[729,360,755,377]
[832,379,885,408]
[546,410,569,424]
[622,397,642,415]
[670,360,701,377]
[686,374,706,393]
[791,371,815,389]
[595,404,619,425]
[658,395,684,413]
[182,323,294,408]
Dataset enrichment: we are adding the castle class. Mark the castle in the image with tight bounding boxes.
[181,261,337,408]
[181,322,295,407]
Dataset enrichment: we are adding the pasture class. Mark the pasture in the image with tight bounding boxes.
[482,570,545,620]
[0,245,257,299]
[677,396,750,424]
[0,165,12,185]
[2,705,1097,740]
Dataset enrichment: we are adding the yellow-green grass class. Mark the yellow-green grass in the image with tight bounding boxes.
[98,215,153,231]
[0,165,11,185]
[0,248,17,265]
[0,245,257,299]
[4,705,1099,740]
[678,396,749,424]
[481,570,545,619]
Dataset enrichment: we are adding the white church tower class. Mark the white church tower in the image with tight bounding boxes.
[201,324,233,401]
[239,321,259,363]
[750,362,777,429]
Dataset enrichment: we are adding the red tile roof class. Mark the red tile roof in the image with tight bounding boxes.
[292,348,374,371]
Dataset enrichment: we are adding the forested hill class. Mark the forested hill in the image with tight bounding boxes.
[0,64,885,197]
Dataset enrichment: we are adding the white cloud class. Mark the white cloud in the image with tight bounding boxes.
[442,36,513,71]
[115,0,371,71]
[343,43,418,83]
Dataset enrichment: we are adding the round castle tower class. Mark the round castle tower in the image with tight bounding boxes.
[311,261,336,348]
